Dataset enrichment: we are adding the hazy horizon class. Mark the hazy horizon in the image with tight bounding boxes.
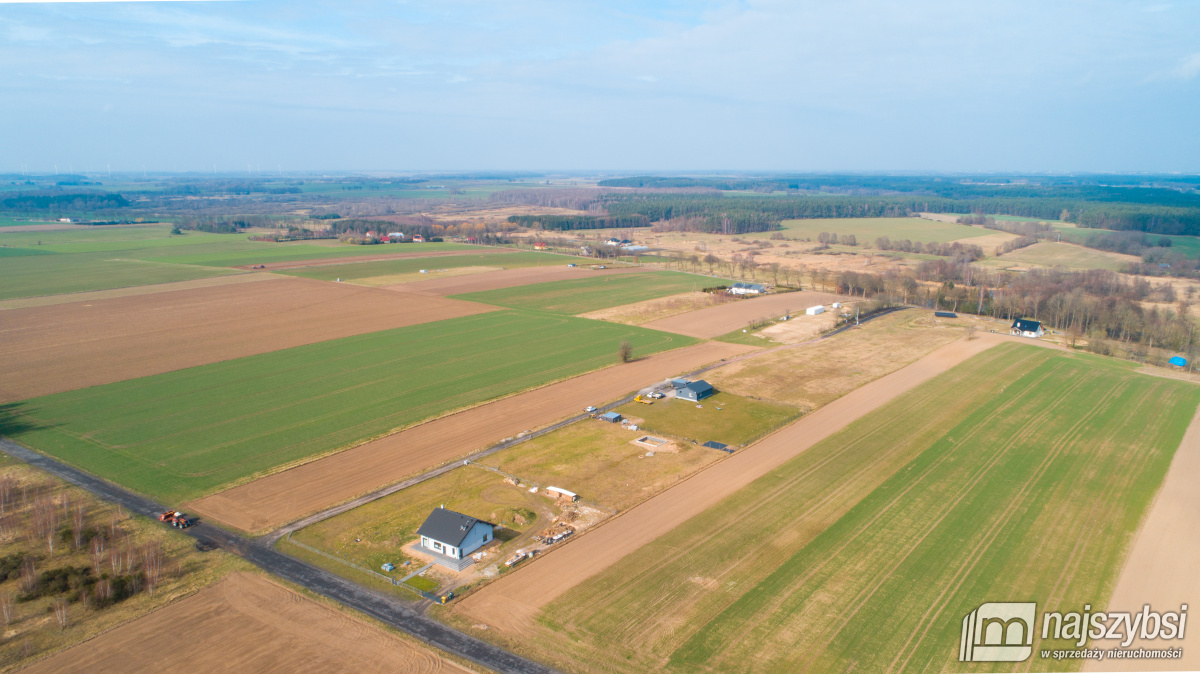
[3,0,1198,174]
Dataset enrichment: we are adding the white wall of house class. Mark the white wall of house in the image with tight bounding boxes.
[460,522,493,556]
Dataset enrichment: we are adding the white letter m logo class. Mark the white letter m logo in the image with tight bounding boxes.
[959,602,1035,662]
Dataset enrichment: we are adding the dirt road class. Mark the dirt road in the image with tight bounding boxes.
[23,572,469,673]
[233,246,516,270]
[456,334,1006,635]
[0,276,494,402]
[190,341,757,532]
[1086,403,1200,672]
[384,265,646,296]
[642,291,848,338]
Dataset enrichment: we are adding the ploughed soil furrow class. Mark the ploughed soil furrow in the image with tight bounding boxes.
[189,341,757,533]
[0,276,495,402]
[22,572,467,673]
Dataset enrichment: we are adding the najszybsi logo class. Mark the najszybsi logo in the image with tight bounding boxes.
[960,602,1036,662]
[959,602,1188,663]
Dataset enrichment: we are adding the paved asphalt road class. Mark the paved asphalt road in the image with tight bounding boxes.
[0,438,553,674]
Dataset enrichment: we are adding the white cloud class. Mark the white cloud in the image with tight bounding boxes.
[1174,53,1200,80]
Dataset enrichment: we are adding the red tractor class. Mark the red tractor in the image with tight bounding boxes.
[159,511,193,528]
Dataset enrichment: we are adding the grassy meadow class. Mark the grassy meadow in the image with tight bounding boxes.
[992,241,1133,271]
[614,391,799,447]
[523,344,1199,673]
[8,311,695,502]
[452,271,718,314]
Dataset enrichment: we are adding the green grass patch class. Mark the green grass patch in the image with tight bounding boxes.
[452,271,718,314]
[9,311,695,502]
[404,575,440,592]
[279,251,574,282]
[535,344,1200,672]
[995,241,1131,271]
[615,391,799,447]
[0,252,237,300]
[761,217,990,243]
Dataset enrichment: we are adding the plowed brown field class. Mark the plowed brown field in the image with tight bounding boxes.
[23,572,468,673]
[0,276,495,402]
[456,334,1006,635]
[190,341,757,532]
[641,291,848,338]
[235,247,515,270]
[385,265,645,296]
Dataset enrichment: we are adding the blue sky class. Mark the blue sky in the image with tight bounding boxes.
[1,0,1198,173]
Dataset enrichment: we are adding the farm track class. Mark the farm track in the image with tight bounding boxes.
[0,276,496,402]
[456,333,1009,635]
[233,246,519,271]
[384,265,646,296]
[640,290,848,338]
[189,341,758,533]
[0,438,552,674]
[23,572,471,673]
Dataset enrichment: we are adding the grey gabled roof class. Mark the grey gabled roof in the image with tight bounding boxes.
[1012,318,1042,332]
[416,507,488,547]
[686,380,714,394]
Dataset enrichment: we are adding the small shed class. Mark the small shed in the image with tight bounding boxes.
[416,507,494,571]
[806,305,825,315]
[600,412,623,423]
[546,486,578,501]
[671,379,690,390]
[678,380,715,402]
[934,311,958,318]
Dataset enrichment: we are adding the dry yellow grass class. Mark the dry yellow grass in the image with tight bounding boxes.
[705,309,970,410]
[578,291,731,325]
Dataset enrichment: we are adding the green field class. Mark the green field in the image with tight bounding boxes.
[0,252,239,300]
[452,271,718,314]
[614,391,799,447]
[279,251,574,282]
[8,311,695,501]
[758,217,995,244]
[530,344,1200,672]
[0,223,483,298]
[152,241,475,268]
[992,241,1132,271]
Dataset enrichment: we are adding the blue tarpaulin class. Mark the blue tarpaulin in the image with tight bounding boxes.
[1169,356,1188,367]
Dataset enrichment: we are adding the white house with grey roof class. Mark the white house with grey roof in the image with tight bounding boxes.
[416,507,494,571]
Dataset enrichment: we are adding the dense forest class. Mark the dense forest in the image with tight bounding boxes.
[0,193,130,212]
[505,214,650,230]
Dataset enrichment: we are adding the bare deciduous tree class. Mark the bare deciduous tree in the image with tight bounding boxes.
[0,593,13,625]
[52,597,69,629]
[618,340,633,364]
[142,542,164,597]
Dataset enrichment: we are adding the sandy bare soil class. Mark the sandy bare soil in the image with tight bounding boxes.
[23,572,468,674]
[0,276,495,402]
[0,272,275,310]
[384,265,645,296]
[1085,404,1200,671]
[641,291,847,338]
[233,246,515,270]
[189,341,757,533]
[456,334,1008,635]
